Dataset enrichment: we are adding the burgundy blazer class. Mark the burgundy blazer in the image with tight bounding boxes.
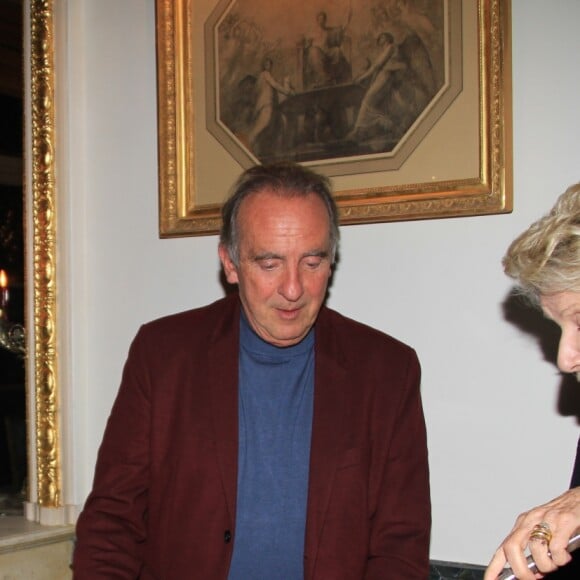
[73,294,430,579]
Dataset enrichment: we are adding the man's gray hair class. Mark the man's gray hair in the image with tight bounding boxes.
[220,163,340,266]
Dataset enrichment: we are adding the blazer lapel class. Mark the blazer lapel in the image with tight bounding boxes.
[305,309,348,578]
[208,297,240,525]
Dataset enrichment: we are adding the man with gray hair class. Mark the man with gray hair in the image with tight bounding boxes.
[73,163,431,579]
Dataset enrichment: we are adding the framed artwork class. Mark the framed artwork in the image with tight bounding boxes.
[156,0,512,237]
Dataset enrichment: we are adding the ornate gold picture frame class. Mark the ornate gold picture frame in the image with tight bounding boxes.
[156,0,512,237]
[29,0,62,515]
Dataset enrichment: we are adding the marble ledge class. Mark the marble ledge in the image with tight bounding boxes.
[0,515,74,554]
[430,559,485,579]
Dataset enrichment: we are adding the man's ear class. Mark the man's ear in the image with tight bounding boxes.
[218,244,239,285]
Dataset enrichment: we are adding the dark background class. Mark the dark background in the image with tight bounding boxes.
[0,0,26,499]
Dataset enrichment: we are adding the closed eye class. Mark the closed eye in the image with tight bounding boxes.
[259,259,281,271]
[302,250,329,270]
[304,258,323,269]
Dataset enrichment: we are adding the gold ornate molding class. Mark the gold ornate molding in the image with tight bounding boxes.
[30,0,61,508]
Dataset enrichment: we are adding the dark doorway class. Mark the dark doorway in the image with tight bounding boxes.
[0,0,26,516]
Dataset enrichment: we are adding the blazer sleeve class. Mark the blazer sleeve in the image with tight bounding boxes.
[73,326,152,579]
[365,349,431,579]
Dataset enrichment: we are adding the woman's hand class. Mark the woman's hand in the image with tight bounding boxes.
[484,487,580,579]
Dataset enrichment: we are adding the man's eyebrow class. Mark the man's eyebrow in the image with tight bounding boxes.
[303,250,329,259]
[252,252,282,261]
[251,250,329,261]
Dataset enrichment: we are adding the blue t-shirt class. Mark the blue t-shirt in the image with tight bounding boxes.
[227,314,315,580]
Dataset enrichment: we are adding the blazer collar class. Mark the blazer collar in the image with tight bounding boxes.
[305,306,349,576]
[208,294,241,524]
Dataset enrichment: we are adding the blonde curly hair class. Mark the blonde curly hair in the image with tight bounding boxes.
[503,183,580,302]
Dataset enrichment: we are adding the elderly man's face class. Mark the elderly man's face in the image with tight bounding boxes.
[540,291,580,379]
[219,189,333,347]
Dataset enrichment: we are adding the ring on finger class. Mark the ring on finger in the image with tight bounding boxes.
[529,521,553,545]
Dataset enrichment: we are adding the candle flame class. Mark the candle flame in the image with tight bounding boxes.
[0,269,7,289]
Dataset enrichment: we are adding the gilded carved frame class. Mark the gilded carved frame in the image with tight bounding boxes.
[29,0,61,511]
[156,0,513,237]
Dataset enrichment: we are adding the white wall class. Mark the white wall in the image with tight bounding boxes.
[62,0,580,566]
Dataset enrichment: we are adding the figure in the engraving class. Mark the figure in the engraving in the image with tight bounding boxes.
[247,58,294,152]
[348,32,405,139]
[304,8,352,88]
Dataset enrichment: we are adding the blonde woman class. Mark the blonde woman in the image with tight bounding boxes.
[485,184,580,579]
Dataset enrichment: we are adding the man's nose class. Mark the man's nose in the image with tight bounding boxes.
[279,266,304,302]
